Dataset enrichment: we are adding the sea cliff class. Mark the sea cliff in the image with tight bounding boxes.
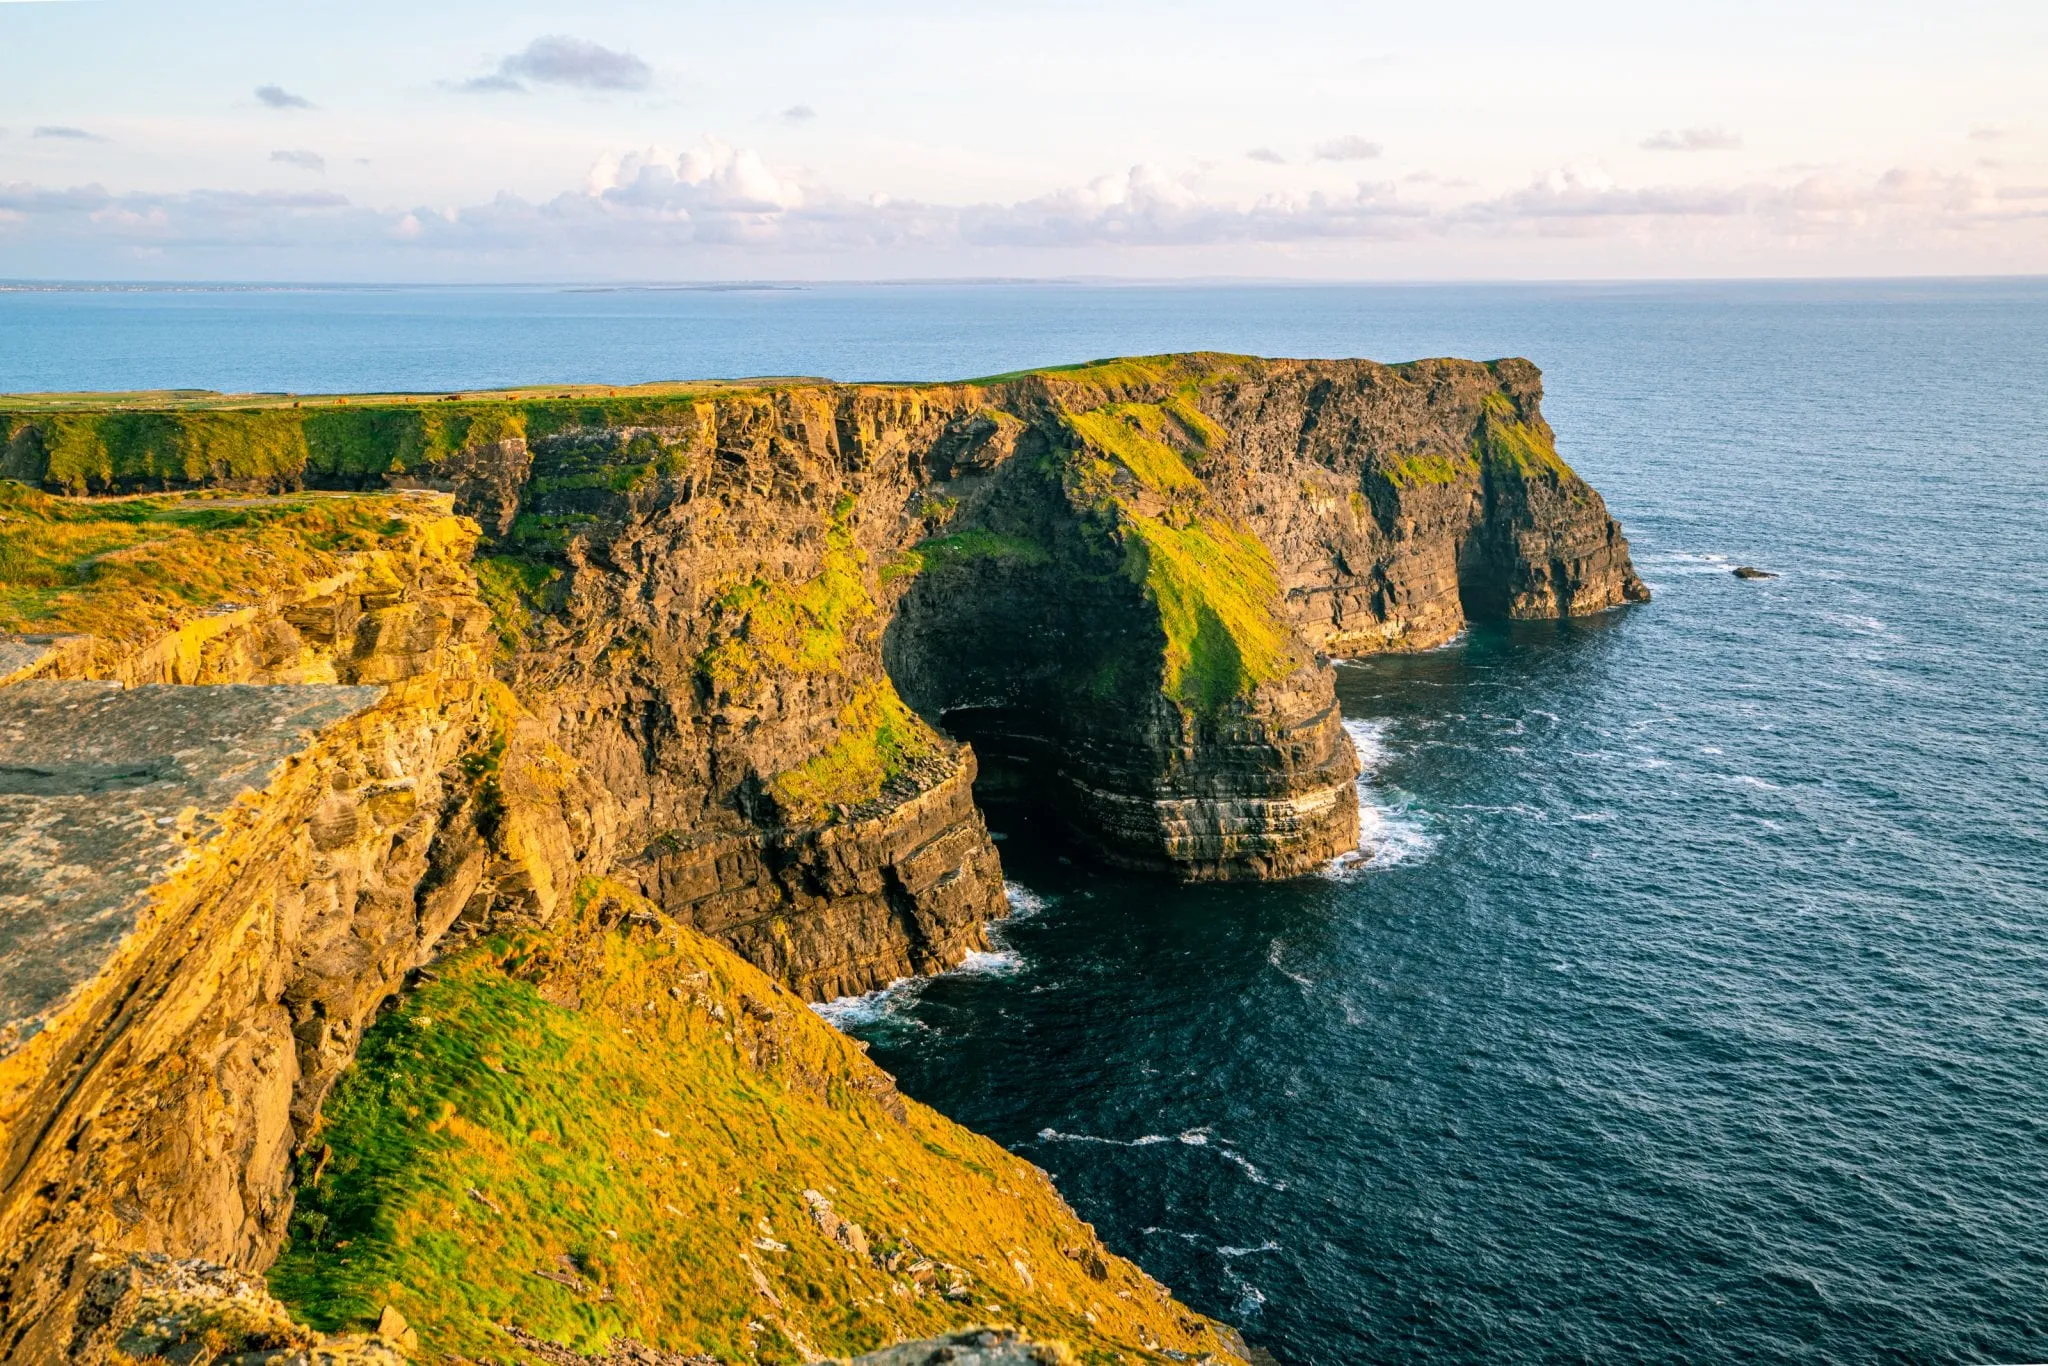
[0,354,1644,1362]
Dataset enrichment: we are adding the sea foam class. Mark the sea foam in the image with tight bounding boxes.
[1324,717,1437,878]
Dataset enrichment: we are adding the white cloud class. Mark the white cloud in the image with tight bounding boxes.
[460,35,652,94]
[1642,127,1743,152]
[1313,135,1382,161]
[255,85,314,110]
[1,146,2041,275]
[270,149,325,172]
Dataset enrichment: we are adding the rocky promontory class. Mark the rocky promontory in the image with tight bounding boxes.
[0,354,1644,1363]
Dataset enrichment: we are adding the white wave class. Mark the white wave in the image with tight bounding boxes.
[1039,1128,1170,1147]
[1726,774,1780,791]
[1219,1147,1286,1189]
[1224,1264,1268,1318]
[1323,717,1437,878]
[1821,611,1888,635]
[1178,1127,1212,1146]
[1217,1240,1282,1258]
[957,948,1022,976]
[1342,717,1393,771]
[1638,550,1739,576]
[1003,881,1051,919]
[1266,939,1317,991]
[810,932,1026,1032]
[809,975,928,1030]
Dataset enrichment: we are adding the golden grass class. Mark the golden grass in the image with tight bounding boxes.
[271,887,1243,1366]
[0,481,430,646]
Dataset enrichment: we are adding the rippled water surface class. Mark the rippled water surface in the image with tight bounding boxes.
[9,278,2046,1364]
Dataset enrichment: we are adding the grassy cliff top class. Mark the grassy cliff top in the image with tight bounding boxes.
[0,482,457,649]
[0,351,1531,411]
[0,377,816,413]
[0,354,1537,496]
[271,882,1243,1366]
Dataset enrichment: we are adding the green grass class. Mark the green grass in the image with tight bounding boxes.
[766,681,944,826]
[475,555,564,652]
[0,394,722,494]
[0,481,435,646]
[882,529,1051,584]
[963,351,1253,389]
[268,896,1242,1366]
[1044,386,1302,717]
[1383,451,1474,488]
[695,502,874,700]
[1063,406,1203,496]
[1476,393,1570,479]
[1121,515,1300,713]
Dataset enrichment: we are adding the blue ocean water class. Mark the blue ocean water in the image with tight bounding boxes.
[8,279,2046,1363]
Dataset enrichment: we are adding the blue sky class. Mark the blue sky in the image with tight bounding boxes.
[1,0,2043,280]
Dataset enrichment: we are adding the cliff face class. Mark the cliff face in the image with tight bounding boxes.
[0,354,1644,1363]
[0,495,607,1361]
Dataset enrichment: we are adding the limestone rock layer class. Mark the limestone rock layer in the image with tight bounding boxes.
[0,353,1644,1361]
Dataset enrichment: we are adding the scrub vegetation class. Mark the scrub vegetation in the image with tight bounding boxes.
[696,499,873,701]
[268,887,1239,1365]
[767,680,945,826]
[1476,392,1570,479]
[0,481,424,644]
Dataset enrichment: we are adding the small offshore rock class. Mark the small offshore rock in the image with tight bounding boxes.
[1732,565,1779,579]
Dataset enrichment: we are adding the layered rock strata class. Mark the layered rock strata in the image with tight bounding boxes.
[0,354,1646,1361]
[0,498,587,1360]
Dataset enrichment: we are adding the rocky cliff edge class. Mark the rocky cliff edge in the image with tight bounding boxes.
[0,354,1644,1362]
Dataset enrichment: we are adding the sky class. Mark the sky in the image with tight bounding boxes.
[0,0,2043,281]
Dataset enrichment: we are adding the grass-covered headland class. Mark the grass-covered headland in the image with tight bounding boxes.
[270,883,1241,1365]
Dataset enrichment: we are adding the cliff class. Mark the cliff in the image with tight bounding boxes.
[0,354,1644,1363]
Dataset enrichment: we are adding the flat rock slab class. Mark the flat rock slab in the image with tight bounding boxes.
[0,634,90,686]
[0,680,383,1055]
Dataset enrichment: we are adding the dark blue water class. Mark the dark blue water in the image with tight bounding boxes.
[10,279,2047,1363]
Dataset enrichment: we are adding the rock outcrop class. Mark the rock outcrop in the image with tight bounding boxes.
[0,353,1645,1362]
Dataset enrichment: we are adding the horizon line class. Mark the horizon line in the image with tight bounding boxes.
[3,272,2047,293]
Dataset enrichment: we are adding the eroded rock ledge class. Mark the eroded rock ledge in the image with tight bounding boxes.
[0,354,1644,1361]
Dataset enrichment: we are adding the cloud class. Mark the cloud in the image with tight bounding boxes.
[463,35,653,94]
[781,104,817,123]
[0,183,348,218]
[1313,135,1381,161]
[1246,147,1285,164]
[1641,127,1742,152]
[33,126,104,141]
[270,149,325,172]
[2,150,2040,273]
[457,74,526,95]
[1968,127,2005,142]
[255,85,313,110]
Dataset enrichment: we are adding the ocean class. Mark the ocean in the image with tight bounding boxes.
[7,277,2046,1364]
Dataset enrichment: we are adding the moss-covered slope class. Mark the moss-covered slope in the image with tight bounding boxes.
[272,882,1240,1366]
